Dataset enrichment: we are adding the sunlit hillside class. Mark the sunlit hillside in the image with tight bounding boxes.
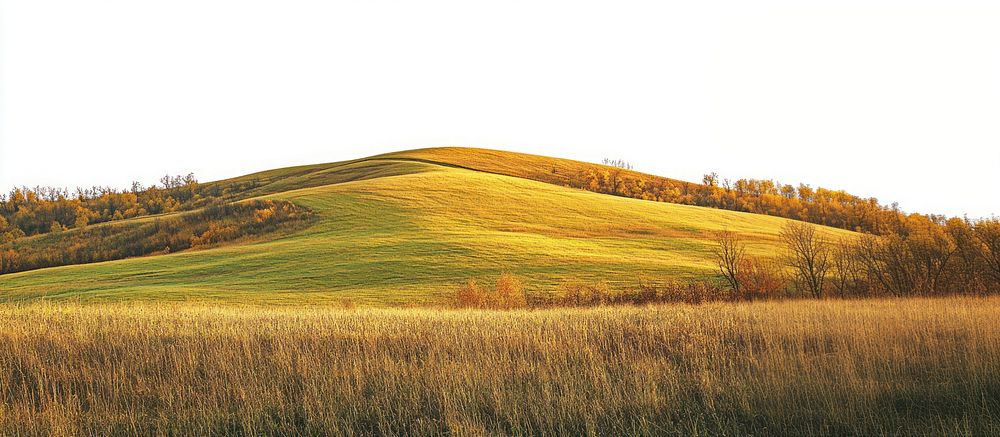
[0,148,854,304]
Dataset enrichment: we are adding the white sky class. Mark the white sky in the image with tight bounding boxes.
[1,0,998,217]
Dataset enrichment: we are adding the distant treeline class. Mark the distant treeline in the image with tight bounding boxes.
[571,163,946,235]
[0,200,311,275]
[0,174,266,241]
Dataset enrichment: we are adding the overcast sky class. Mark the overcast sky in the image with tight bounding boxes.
[1,0,998,217]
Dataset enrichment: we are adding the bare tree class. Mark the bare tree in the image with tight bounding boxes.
[906,217,957,294]
[831,237,864,296]
[975,219,1000,285]
[602,158,633,170]
[781,221,831,298]
[714,230,747,298]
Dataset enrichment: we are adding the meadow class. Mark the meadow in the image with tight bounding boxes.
[2,296,997,436]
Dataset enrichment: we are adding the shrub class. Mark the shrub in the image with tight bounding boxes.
[556,281,593,306]
[736,257,787,300]
[495,273,527,309]
[453,274,528,309]
[455,279,487,308]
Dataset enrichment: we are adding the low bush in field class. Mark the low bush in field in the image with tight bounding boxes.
[453,273,529,309]
[455,274,731,309]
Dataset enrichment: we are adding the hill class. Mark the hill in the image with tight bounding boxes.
[0,148,854,304]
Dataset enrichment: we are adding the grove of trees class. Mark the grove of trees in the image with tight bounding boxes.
[568,162,946,237]
[715,218,1000,300]
[0,200,311,275]
[0,174,264,241]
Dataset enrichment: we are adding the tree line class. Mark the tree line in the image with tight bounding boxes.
[571,163,922,235]
[715,219,1000,300]
[0,174,263,242]
[0,200,311,275]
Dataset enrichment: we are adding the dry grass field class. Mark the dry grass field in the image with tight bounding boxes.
[1,296,997,436]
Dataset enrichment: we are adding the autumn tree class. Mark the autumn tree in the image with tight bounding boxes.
[702,172,719,187]
[976,219,1000,286]
[495,272,527,309]
[0,216,25,243]
[455,279,487,308]
[0,249,18,274]
[904,214,957,294]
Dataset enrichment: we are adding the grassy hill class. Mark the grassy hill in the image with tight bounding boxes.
[0,148,854,304]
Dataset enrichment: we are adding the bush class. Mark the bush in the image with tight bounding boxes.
[737,257,787,300]
[453,274,528,309]
[495,273,527,309]
[654,280,728,304]
[557,281,595,306]
[455,279,487,308]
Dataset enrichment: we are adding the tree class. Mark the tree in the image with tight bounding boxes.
[602,158,633,170]
[946,217,986,293]
[495,272,527,309]
[975,219,1000,286]
[781,221,830,298]
[0,216,24,244]
[831,238,864,296]
[714,230,747,298]
[904,214,957,294]
[455,279,486,308]
[0,249,18,274]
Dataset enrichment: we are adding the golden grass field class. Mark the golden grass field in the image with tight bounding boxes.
[2,297,997,436]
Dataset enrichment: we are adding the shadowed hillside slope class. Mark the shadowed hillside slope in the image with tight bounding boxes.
[0,150,854,304]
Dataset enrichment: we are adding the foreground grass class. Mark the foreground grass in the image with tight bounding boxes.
[1,297,998,435]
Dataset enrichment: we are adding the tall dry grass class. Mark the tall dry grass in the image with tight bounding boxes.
[0,297,998,435]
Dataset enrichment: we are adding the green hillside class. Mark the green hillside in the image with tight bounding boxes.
[0,148,854,304]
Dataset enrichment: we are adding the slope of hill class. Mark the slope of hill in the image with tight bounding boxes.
[0,149,854,304]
